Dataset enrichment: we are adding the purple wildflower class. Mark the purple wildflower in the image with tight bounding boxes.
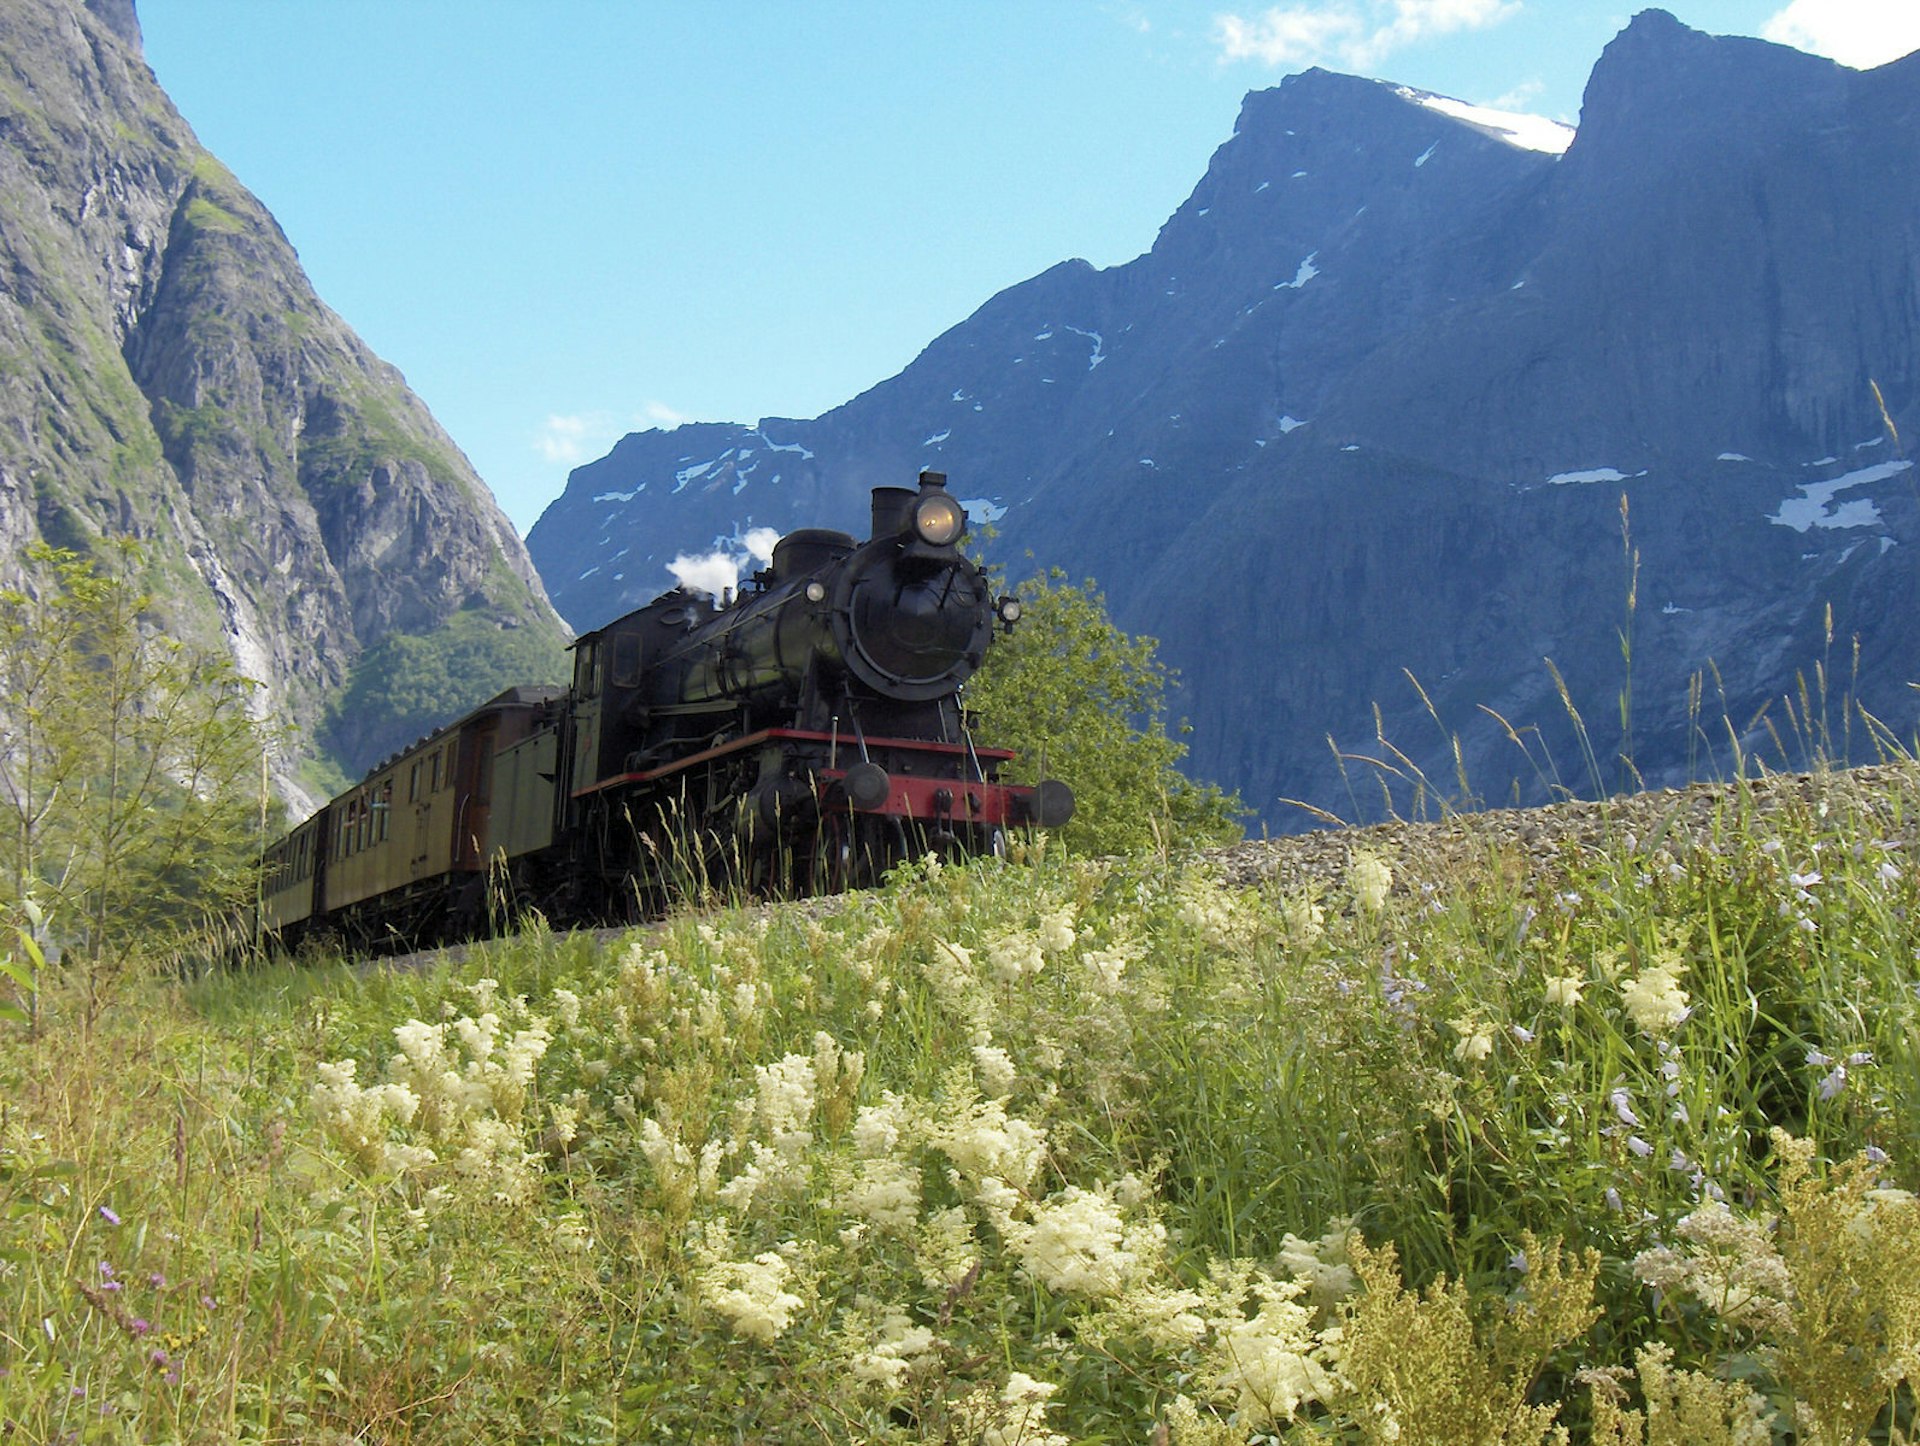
[97,1206,120,1226]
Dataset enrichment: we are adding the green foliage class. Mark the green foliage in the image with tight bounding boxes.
[0,542,269,1009]
[4,770,1920,1439]
[968,569,1243,853]
[180,193,244,235]
[321,610,566,774]
[1336,1233,1601,1444]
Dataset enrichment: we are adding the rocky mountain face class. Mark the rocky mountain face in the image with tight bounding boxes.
[0,0,568,804]
[528,10,1920,830]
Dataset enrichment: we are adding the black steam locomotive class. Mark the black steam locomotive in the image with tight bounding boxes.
[260,472,1072,947]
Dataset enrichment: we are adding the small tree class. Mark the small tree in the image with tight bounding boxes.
[0,542,269,1014]
[967,569,1242,854]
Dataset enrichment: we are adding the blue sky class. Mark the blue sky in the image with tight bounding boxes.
[136,1,1918,535]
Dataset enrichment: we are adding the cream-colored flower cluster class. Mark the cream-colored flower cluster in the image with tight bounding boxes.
[1620,953,1690,1036]
[1348,853,1393,914]
[694,1223,806,1344]
[311,979,552,1202]
[1632,1200,1793,1332]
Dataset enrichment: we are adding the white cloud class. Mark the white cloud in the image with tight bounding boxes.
[1214,0,1519,70]
[1763,0,1920,69]
[536,412,612,466]
[1488,78,1544,112]
[638,400,696,429]
[537,402,701,470]
[1215,6,1362,65]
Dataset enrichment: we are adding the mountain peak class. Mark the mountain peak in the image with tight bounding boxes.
[1579,6,1844,142]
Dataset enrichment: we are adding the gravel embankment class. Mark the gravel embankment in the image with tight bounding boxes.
[363,764,1919,973]
[1209,763,1920,897]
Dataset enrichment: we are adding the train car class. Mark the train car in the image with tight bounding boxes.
[262,471,1070,949]
[262,686,565,947]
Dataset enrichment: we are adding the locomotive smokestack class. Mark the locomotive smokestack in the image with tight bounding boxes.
[870,486,914,538]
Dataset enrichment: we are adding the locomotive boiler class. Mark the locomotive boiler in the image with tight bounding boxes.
[260,471,1072,947]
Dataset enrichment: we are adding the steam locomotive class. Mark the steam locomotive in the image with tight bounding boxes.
[260,471,1072,948]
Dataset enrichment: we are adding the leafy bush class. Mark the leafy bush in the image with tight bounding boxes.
[968,569,1244,853]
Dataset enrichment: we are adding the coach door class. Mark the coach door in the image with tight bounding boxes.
[453,729,498,872]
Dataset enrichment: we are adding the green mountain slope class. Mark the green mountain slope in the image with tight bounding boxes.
[0,0,569,803]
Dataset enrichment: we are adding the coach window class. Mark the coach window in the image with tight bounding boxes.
[575,640,601,699]
[377,782,393,843]
[612,633,642,688]
[429,749,442,795]
[408,761,420,803]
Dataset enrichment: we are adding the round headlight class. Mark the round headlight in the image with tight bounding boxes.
[911,492,965,547]
[996,596,1022,625]
[804,580,827,603]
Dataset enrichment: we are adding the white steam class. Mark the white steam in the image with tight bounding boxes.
[667,526,784,601]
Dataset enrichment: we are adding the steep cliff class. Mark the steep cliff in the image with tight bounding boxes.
[529,12,1920,829]
[0,0,568,803]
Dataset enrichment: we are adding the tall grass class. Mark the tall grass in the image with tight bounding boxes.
[3,764,1919,1440]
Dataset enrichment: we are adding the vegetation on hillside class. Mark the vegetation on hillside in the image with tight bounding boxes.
[0,543,271,1018]
[3,759,1918,1439]
[968,569,1245,854]
[319,610,569,776]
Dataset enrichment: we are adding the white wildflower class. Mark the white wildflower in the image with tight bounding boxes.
[1006,1185,1133,1296]
[973,1043,1018,1098]
[1620,960,1689,1035]
[1544,974,1585,1009]
[699,1248,805,1343]
[849,1307,937,1389]
[982,1372,1069,1446]
[1350,854,1392,913]
[1209,1273,1333,1427]
[1037,908,1077,955]
[1280,893,1325,944]
[837,1156,923,1233]
[1450,1015,1494,1064]
[987,930,1046,984]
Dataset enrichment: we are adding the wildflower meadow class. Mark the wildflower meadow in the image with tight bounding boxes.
[3,769,1919,1442]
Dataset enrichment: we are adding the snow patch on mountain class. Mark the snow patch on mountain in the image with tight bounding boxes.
[961,497,1007,523]
[1277,253,1320,290]
[1063,325,1106,369]
[1395,87,1574,154]
[1769,460,1912,532]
